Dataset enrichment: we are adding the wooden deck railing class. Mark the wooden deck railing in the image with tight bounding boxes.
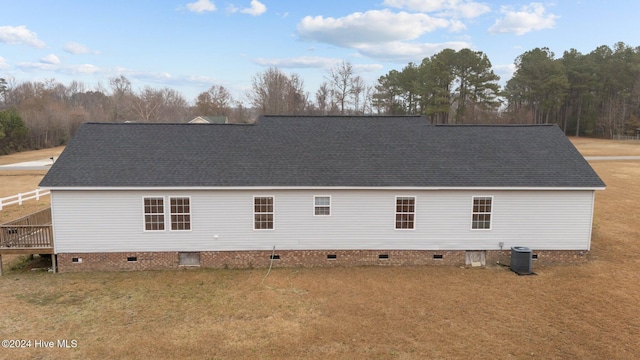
[0,208,53,253]
[0,226,53,249]
[3,208,52,226]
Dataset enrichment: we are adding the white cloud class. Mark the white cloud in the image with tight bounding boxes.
[123,70,218,87]
[240,0,266,16]
[18,61,100,74]
[17,60,217,89]
[449,19,467,32]
[488,3,558,35]
[384,0,448,12]
[356,41,469,62]
[253,56,341,69]
[253,56,383,73]
[186,0,216,13]
[73,64,101,74]
[353,63,385,72]
[297,9,471,62]
[40,54,60,65]
[493,63,516,80]
[0,56,8,69]
[64,42,98,54]
[454,1,491,18]
[0,25,46,48]
[383,0,490,18]
[298,10,451,48]
[17,62,56,71]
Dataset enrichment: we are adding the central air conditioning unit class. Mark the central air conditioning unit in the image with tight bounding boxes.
[510,246,533,275]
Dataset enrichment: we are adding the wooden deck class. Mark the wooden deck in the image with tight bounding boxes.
[0,226,53,254]
[0,208,54,274]
[0,208,53,254]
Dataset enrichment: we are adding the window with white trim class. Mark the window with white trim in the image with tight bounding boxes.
[144,197,165,231]
[254,196,274,229]
[472,196,492,230]
[395,196,415,230]
[170,197,191,231]
[314,196,331,216]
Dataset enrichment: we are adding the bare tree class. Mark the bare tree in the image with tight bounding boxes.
[351,75,366,114]
[0,77,8,106]
[71,89,111,123]
[195,85,234,116]
[249,67,285,114]
[361,85,375,115]
[326,60,355,114]
[157,88,189,122]
[109,76,134,121]
[129,87,188,123]
[129,87,162,122]
[248,66,307,115]
[315,82,330,115]
[66,80,86,98]
[0,77,18,107]
[286,73,307,115]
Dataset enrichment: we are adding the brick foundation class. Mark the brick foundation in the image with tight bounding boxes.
[56,249,589,273]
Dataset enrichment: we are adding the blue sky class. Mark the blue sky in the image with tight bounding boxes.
[1,1,639,104]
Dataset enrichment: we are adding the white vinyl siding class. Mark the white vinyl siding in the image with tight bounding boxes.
[50,189,597,253]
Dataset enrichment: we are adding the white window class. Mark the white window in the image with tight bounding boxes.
[395,196,415,230]
[472,196,493,230]
[254,196,274,230]
[314,196,331,216]
[170,197,191,231]
[143,197,165,231]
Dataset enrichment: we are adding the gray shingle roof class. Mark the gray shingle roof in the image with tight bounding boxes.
[39,116,605,188]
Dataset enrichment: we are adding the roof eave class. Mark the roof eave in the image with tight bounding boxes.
[41,186,606,191]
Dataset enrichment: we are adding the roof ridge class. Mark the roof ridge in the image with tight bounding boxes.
[259,115,426,119]
[82,122,253,126]
[434,124,557,127]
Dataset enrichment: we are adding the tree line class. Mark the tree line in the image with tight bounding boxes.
[372,42,640,138]
[1,41,639,153]
[505,43,640,138]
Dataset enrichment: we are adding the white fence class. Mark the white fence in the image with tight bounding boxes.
[613,135,640,140]
[0,189,50,210]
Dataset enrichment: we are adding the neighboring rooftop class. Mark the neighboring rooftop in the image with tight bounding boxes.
[40,116,605,189]
[188,116,228,124]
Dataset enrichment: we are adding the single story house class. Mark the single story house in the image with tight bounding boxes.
[39,116,605,272]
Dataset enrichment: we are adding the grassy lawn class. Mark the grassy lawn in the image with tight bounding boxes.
[0,146,65,166]
[0,170,51,227]
[569,136,640,156]
[0,140,639,359]
[0,146,63,223]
